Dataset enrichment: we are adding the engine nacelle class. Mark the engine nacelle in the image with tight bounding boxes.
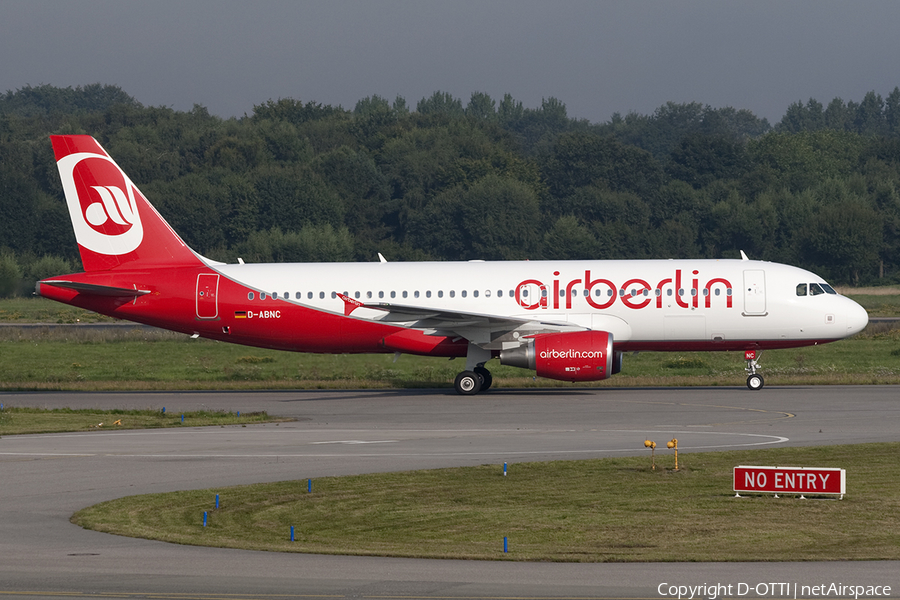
[500,331,614,382]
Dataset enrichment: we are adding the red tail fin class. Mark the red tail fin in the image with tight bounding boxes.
[51,135,202,271]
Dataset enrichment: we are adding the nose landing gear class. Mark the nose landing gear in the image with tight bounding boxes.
[745,349,764,390]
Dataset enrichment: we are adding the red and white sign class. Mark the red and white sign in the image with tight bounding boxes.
[734,466,845,496]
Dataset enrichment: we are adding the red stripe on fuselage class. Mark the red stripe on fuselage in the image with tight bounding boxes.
[39,267,462,356]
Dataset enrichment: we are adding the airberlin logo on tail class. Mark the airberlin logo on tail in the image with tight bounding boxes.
[57,152,144,256]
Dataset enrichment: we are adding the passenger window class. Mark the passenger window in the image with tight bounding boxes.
[450,290,455,298]
[261,293,267,300]
[810,283,825,296]
[462,290,467,298]
[308,292,313,299]
[391,291,396,298]
[284,292,289,299]
[354,291,360,299]
[319,292,324,299]
[367,291,372,299]
[667,289,672,297]
[473,290,479,298]
[379,291,384,299]
[438,290,443,298]
[414,291,419,298]
[796,284,808,296]
[272,292,278,299]
[402,291,408,298]
[248,292,254,300]
[426,291,431,298]
[295,292,301,300]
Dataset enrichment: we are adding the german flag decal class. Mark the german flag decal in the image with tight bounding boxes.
[234,311,247,319]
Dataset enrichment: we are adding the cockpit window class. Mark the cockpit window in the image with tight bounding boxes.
[796,283,807,296]
[809,283,825,296]
[821,283,837,295]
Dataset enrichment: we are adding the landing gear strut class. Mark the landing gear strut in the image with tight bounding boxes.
[745,349,764,391]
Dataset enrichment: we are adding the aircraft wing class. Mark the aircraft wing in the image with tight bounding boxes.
[337,294,583,347]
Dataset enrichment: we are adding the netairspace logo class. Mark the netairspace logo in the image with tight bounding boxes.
[657,582,893,600]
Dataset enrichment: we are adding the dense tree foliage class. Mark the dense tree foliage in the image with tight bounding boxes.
[2,83,900,296]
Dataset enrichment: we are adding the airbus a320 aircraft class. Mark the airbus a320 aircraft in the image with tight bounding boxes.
[38,135,869,394]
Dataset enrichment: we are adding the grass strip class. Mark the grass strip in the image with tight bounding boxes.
[72,442,900,562]
[1,322,899,390]
[0,407,284,436]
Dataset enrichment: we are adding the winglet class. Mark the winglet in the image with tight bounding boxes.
[336,292,365,316]
[378,253,387,263]
[740,250,749,261]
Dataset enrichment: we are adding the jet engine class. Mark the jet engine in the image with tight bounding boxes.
[499,331,614,382]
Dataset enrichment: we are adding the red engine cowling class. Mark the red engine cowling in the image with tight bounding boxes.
[499,330,614,382]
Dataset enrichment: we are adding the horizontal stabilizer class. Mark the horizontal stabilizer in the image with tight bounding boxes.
[40,280,151,297]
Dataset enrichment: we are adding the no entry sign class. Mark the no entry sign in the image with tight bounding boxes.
[734,466,846,497]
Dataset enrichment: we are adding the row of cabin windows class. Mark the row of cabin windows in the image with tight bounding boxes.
[246,286,734,301]
[796,283,837,296]
[248,289,516,300]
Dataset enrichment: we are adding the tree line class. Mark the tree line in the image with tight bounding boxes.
[1,83,899,297]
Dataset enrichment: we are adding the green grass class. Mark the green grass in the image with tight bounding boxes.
[0,297,115,323]
[0,407,284,435]
[2,322,899,390]
[71,442,900,562]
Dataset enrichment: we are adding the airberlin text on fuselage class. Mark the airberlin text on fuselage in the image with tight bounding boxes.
[515,269,734,311]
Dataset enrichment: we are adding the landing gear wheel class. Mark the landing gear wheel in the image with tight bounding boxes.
[454,371,482,395]
[474,366,492,392]
[746,374,764,391]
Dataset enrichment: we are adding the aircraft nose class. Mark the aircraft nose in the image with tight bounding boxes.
[845,299,869,336]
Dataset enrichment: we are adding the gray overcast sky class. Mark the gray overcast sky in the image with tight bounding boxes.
[3,0,899,125]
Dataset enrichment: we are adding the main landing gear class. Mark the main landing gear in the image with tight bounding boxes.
[745,349,764,391]
[454,366,493,395]
[454,343,493,395]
